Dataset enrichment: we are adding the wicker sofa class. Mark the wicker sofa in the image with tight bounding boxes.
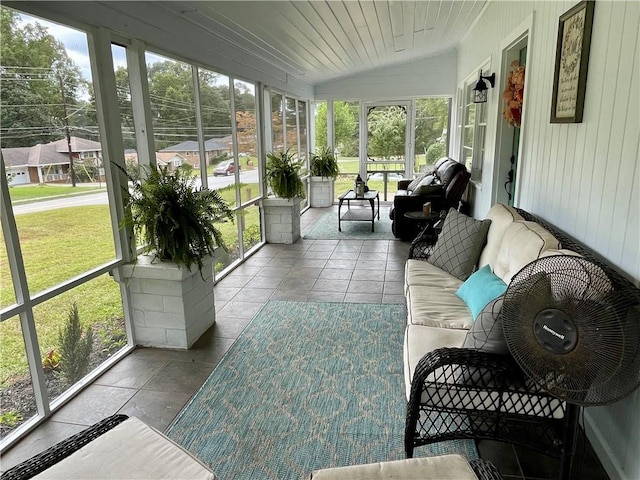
[402,203,640,477]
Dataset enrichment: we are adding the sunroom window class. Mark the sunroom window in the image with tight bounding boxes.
[458,69,489,183]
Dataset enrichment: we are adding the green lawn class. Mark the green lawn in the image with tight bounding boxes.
[8,184,105,202]
[0,205,123,386]
[0,183,262,384]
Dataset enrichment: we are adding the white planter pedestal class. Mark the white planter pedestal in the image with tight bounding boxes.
[309,176,335,208]
[263,197,301,244]
[116,254,215,349]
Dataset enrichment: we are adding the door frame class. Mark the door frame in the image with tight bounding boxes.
[360,100,414,179]
[493,14,534,208]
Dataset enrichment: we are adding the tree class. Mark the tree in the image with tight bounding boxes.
[235,111,257,156]
[1,7,83,148]
[366,105,406,160]
[315,101,358,157]
[58,302,93,384]
[146,60,197,149]
[414,98,449,156]
[199,70,232,139]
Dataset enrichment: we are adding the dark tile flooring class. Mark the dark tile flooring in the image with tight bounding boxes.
[1,206,609,480]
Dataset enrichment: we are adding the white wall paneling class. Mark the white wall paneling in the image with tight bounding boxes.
[314,51,457,100]
[457,2,640,478]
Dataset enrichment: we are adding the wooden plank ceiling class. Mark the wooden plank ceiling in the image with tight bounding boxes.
[114,1,488,85]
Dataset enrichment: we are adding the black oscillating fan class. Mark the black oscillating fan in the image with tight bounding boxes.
[501,255,640,477]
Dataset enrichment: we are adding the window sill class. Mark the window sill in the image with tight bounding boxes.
[469,178,483,190]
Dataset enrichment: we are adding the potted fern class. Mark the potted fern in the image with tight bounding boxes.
[117,165,233,349]
[309,146,339,207]
[263,149,305,243]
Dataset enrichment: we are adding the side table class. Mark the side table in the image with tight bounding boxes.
[403,210,441,241]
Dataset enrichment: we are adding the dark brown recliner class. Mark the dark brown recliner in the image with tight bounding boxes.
[389,157,470,240]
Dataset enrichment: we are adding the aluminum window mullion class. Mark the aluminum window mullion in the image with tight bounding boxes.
[88,28,135,347]
[229,78,244,259]
[126,40,156,169]
[256,82,265,200]
[192,66,208,189]
[0,157,50,421]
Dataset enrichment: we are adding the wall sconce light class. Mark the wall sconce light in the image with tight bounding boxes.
[473,71,495,103]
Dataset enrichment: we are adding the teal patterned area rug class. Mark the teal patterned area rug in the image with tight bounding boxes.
[303,211,395,240]
[166,301,477,479]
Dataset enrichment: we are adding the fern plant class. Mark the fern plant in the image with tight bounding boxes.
[309,147,339,179]
[121,165,234,273]
[265,149,306,199]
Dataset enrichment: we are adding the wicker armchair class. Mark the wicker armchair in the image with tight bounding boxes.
[404,348,574,461]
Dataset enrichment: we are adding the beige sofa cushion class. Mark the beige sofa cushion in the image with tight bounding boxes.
[405,260,472,329]
[407,286,472,329]
[34,417,216,479]
[492,221,560,284]
[405,259,466,292]
[478,204,524,268]
[309,454,478,480]
[404,325,468,399]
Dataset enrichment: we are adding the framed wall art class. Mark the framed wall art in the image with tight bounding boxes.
[550,0,595,123]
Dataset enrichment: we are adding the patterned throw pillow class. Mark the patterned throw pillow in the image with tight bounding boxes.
[407,174,426,191]
[462,271,553,355]
[462,295,509,355]
[411,174,441,195]
[427,209,491,280]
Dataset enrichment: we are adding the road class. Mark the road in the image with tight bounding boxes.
[11,170,260,215]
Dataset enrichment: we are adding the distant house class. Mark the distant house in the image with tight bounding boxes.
[159,137,232,167]
[2,137,102,185]
[123,151,188,172]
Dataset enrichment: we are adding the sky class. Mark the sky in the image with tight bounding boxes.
[16,9,231,101]
[18,12,160,85]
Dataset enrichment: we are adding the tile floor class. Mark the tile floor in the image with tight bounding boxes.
[1,206,609,480]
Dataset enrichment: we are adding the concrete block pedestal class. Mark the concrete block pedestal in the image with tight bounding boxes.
[263,196,301,244]
[117,254,215,349]
[309,176,335,208]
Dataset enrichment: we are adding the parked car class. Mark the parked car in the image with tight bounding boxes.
[214,161,237,176]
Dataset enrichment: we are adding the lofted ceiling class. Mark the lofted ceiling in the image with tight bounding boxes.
[8,1,488,87]
[151,0,488,85]
[150,0,486,85]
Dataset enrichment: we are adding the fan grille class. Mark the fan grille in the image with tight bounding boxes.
[503,255,640,406]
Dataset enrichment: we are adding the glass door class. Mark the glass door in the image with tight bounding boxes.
[364,103,411,201]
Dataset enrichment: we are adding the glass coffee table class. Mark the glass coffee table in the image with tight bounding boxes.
[337,190,380,232]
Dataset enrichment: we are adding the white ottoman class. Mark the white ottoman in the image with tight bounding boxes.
[309,454,481,479]
[33,417,215,479]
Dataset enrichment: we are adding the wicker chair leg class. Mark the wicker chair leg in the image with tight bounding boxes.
[560,403,580,480]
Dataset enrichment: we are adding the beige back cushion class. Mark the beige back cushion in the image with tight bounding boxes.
[493,221,560,284]
[478,204,524,268]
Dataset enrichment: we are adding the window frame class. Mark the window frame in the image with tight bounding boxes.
[457,63,490,184]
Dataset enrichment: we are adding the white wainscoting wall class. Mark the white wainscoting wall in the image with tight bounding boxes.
[456,1,639,479]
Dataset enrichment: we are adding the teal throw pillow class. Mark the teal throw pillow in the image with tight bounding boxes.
[456,265,507,320]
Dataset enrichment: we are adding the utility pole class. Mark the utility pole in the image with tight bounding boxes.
[58,72,76,187]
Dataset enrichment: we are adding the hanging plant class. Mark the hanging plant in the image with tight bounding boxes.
[502,60,525,127]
